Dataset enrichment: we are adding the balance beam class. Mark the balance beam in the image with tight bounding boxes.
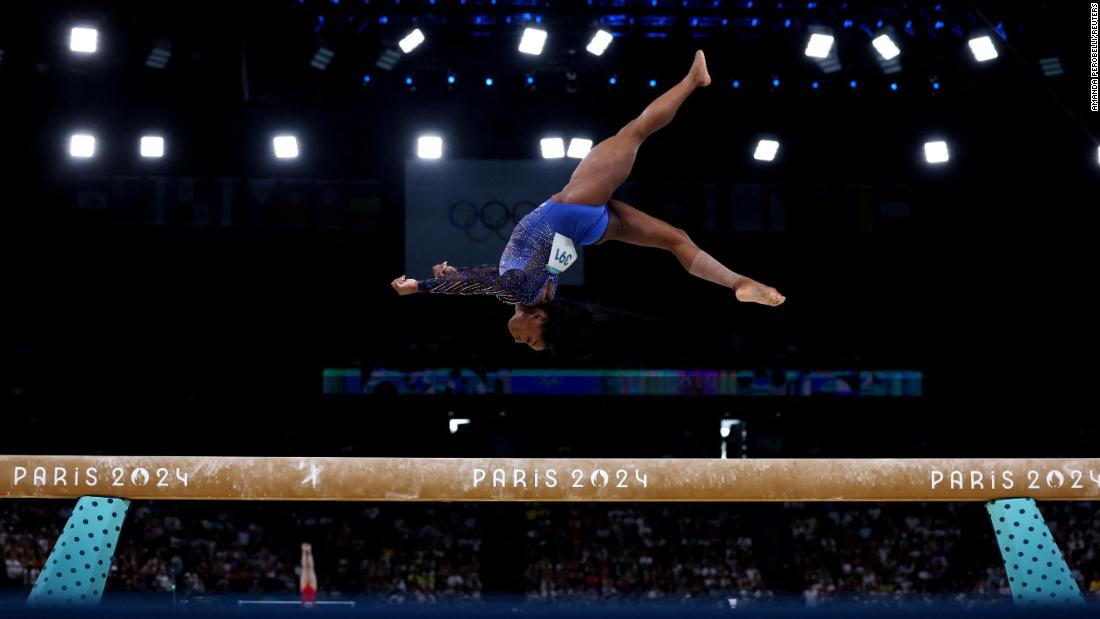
[3,456,1100,501]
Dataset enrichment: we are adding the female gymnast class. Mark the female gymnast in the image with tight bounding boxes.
[391,51,785,351]
[299,542,317,606]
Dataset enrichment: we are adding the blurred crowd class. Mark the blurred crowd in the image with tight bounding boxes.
[3,501,1098,605]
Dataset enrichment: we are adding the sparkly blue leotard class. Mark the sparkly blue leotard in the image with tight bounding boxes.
[417,198,610,305]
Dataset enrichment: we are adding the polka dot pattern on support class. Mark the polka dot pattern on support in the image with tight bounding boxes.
[27,496,130,607]
[985,498,1084,607]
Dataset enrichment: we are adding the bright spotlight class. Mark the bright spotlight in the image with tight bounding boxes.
[540,137,565,159]
[804,33,834,59]
[872,34,901,60]
[566,138,593,159]
[518,28,547,55]
[586,30,613,56]
[69,134,95,158]
[70,27,98,54]
[753,139,779,162]
[398,29,425,54]
[273,135,299,159]
[924,140,949,164]
[968,35,998,62]
[140,136,165,158]
[417,136,443,159]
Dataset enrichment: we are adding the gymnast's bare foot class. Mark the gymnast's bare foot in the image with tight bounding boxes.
[690,50,711,87]
[734,278,785,307]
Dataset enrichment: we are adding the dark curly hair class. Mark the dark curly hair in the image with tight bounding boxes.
[538,298,598,355]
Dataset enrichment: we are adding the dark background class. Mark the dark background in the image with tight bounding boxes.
[0,0,1097,458]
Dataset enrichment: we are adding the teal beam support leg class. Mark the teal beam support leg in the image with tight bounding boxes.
[987,498,1084,607]
[27,496,130,607]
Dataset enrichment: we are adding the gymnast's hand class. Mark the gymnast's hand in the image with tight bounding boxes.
[390,275,419,296]
[432,261,458,277]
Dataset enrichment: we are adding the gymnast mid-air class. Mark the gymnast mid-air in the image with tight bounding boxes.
[392,51,785,351]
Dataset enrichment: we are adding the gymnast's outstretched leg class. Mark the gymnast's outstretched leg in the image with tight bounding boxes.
[553,50,712,207]
[599,199,785,306]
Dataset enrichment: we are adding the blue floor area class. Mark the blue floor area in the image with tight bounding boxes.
[1,595,1099,618]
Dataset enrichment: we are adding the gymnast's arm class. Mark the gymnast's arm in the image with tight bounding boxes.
[414,265,524,297]
[390,265,521,297]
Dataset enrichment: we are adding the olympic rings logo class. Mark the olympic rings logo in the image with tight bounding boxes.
[449,200,539,242]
